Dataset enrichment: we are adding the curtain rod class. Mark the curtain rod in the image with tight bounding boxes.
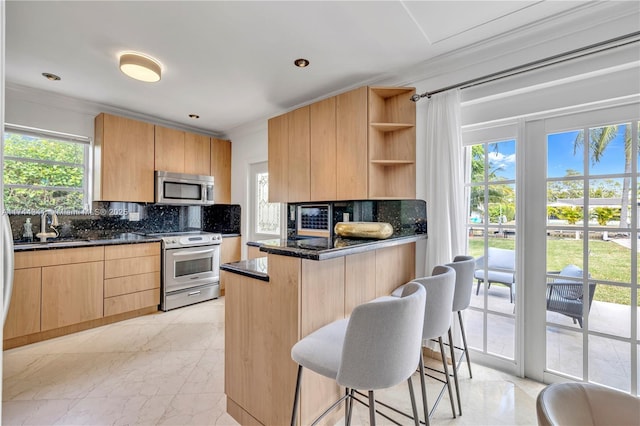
[410,31,640,102]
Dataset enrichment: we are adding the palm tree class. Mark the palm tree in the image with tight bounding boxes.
[573,125,634,228]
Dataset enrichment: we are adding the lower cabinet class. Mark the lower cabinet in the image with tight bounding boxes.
[4,242,161,349]
[104,243,161,317]
[220,236,241,294]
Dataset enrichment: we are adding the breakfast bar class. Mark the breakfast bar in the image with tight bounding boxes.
[222,233,426,425]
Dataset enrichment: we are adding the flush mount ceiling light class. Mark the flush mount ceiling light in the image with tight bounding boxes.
[188,114,200,119]
[42,72,61,81]
[119,52,162,82]
[294,58,310,68]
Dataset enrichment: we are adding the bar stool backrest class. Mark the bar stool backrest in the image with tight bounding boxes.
[446,255,475,312]
[411,265,456,341]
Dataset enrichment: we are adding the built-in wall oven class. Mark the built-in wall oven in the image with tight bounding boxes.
[147,231,222,311]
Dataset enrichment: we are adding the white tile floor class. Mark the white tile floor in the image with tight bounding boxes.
[3,298,546,425]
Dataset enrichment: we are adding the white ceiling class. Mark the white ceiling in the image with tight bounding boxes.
[3,1,625,136]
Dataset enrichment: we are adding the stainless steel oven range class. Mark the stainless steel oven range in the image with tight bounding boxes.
[147,231,222,311]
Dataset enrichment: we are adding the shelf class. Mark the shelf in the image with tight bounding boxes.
[369,123,415,132]
[369,86,415,99]
[370,160,415,165]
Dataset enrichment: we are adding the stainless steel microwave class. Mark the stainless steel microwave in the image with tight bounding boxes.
[155,171,215,205]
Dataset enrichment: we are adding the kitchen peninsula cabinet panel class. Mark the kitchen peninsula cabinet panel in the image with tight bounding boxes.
[336,86,368,200]
[3,268,42,340]
[41,261,104,331]
[211,138,232,204]
[94,113,155,202]
[287,106,311,203]
[185,132,211,176]
[310,97,337,201]
[155,125,185,173]
[268,113,288,203]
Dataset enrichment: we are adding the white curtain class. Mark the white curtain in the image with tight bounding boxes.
[424,89,466,273]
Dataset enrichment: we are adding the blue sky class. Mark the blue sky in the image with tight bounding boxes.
[547,124,629,178]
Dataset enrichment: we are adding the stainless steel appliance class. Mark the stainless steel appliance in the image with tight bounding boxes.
[148,231,222,311]
[155,171,215,206]
[2,213,14,325]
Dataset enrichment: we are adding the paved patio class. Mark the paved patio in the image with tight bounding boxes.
[463,285,638,393]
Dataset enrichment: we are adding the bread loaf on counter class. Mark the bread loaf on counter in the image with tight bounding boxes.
[334,222,393,239]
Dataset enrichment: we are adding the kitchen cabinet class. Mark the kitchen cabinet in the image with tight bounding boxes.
[155,125,185,173]
[287,106,311,203]
[220,236,242,294]
[3,268,41,340]
[185,133,211,176]
[267,85,415,202]
[310,97,337,201]
[103,243,161,317]
[268,113,288,203]
[94,113,155,202]
[41,260,104,331]
[211,138,232,204]
[368,86,416,199]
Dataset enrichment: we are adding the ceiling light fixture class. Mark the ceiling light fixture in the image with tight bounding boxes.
[188,114,200,119]
[294,58,310,68]
[42,72,61,81]
[119,52,162,82]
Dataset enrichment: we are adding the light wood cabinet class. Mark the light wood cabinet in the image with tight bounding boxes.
[310,97,337,201]
[221,236,241,265]
[103,243,161,317]
[267,85,415,202]
[211,138,232,204]
[94,113,155,202]
[287,106,311,203]
[246,245,263,260]
[268,113,289,203]
[368,87,416,199]
[41,261,104,331]
[3,268,42,340]
[185,133,211,176]
[154,125,185,173]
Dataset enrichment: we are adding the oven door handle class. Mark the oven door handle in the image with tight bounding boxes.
[172,248,216,257]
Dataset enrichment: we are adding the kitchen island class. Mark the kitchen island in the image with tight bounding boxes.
[222,233,426,425]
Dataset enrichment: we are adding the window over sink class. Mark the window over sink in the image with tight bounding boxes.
[3,124,90,213]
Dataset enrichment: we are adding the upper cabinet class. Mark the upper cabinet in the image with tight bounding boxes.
[94,113,155,202]
[185,133,211,176]
[211,138,232,204]
[155,127,212,176]
[267,85,415,203]
[368,87,416,199]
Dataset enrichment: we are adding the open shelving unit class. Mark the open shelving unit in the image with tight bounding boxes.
[368,86,416,199]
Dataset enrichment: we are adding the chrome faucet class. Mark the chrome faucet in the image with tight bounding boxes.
[36,209,59,242]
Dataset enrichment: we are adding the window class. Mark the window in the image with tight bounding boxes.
[3,125,90,213]
[249,161,282,241]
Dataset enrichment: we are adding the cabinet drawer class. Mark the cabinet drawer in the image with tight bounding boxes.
[104,255,160,279]
[104,272,160,298]
[104,288,160,317]
[104,242,160,260]
[15,246,104,269]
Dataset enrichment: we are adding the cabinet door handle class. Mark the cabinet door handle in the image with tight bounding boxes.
[188,291,201,296]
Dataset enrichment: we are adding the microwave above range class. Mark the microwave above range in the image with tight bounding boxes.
[155,171,215,206]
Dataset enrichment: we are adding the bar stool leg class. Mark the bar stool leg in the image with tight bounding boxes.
[407,377,420,426]
[291,365,303,426]
[368,390,376,426]
[438,337,456,418]
[448,328,462,416]
[458,311,472,378]
[418,352,430,426]
[346,389,355,426]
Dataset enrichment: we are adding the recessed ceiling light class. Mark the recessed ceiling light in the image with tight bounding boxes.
[42,72,61,81]
[188,114,200,119]
[294,58,310,68]
[119,52,162,82]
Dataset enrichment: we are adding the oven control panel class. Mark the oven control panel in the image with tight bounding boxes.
[162,233,222,249]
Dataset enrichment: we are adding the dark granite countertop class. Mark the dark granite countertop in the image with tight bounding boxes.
[248,232,427,261]
[221,257,269,282]
[13,233,162,252]
[222,233,241,238]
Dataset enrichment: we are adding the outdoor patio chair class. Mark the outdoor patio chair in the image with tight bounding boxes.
[474,247,516,303]
[546,264,596,328]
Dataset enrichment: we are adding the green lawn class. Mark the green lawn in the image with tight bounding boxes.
[468,237,638,305]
